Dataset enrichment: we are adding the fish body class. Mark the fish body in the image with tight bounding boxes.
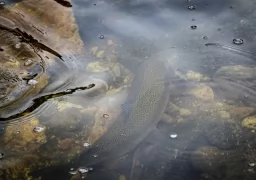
[77,58,174,167]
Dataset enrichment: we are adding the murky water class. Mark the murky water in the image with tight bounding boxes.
[1,0,256,179]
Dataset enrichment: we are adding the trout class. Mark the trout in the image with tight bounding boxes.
[76,57,175,168]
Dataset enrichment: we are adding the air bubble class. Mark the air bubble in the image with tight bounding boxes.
[203,36,208,40]
[24,59,33,66]
[0,1,5,5]
[33,126,45,132]
[248,162,255,167]
[83,142,90,147]
[92,154,98,158]
[170,133,178,139]
[103,114,109,118]
[78,167,89,174]
[69,168,77,175]
[99,35,104,39]
[15,43,21,49]
[233,38,244,45]
[28,79,38,85]
[191,25,197,29]
[188,5,196,10]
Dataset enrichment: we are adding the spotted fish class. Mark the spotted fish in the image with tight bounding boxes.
[76,57,175,167]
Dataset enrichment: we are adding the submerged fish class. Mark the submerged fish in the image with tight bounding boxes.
[75,57,175,168]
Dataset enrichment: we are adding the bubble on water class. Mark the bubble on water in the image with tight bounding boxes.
[89,167,94,171]
[248,162,256,167]
[78,167,89,174]
[192,18,196,21]
[0,1,5,5]
[99,35,104,39]
[24,59,33,66]
[190,25,197,29]
[233,38,244,45]
[28,79,38,85]
[188,5,196,10]
[103,114,109,118]
[33,126,45,132]
[83,142,90,147]
[0,152,4,159]
[92,154,98,158]
[203,36,208,40]
[69,168,77,175]
[15,131,20,134]
[15,43,21,49]
[170,133,178,139]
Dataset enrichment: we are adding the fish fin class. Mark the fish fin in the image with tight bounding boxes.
[121,102,133,123]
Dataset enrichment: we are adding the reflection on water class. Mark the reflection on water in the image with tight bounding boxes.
[1,0,256,179]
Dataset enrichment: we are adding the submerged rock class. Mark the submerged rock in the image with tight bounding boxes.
[242,116,256,130]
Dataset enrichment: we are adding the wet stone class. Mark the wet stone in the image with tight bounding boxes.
[205,122,243,150]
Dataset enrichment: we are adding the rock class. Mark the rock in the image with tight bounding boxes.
[187,84,214,101]
[204,122,243,150]
[242,116,256,130]
[215,65,256,80]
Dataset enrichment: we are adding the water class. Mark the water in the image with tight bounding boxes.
[1,0,256,180]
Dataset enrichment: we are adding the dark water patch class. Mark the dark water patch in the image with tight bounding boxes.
[54,0,72,8]
[0,83,95,121]
[0,24,63,60]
